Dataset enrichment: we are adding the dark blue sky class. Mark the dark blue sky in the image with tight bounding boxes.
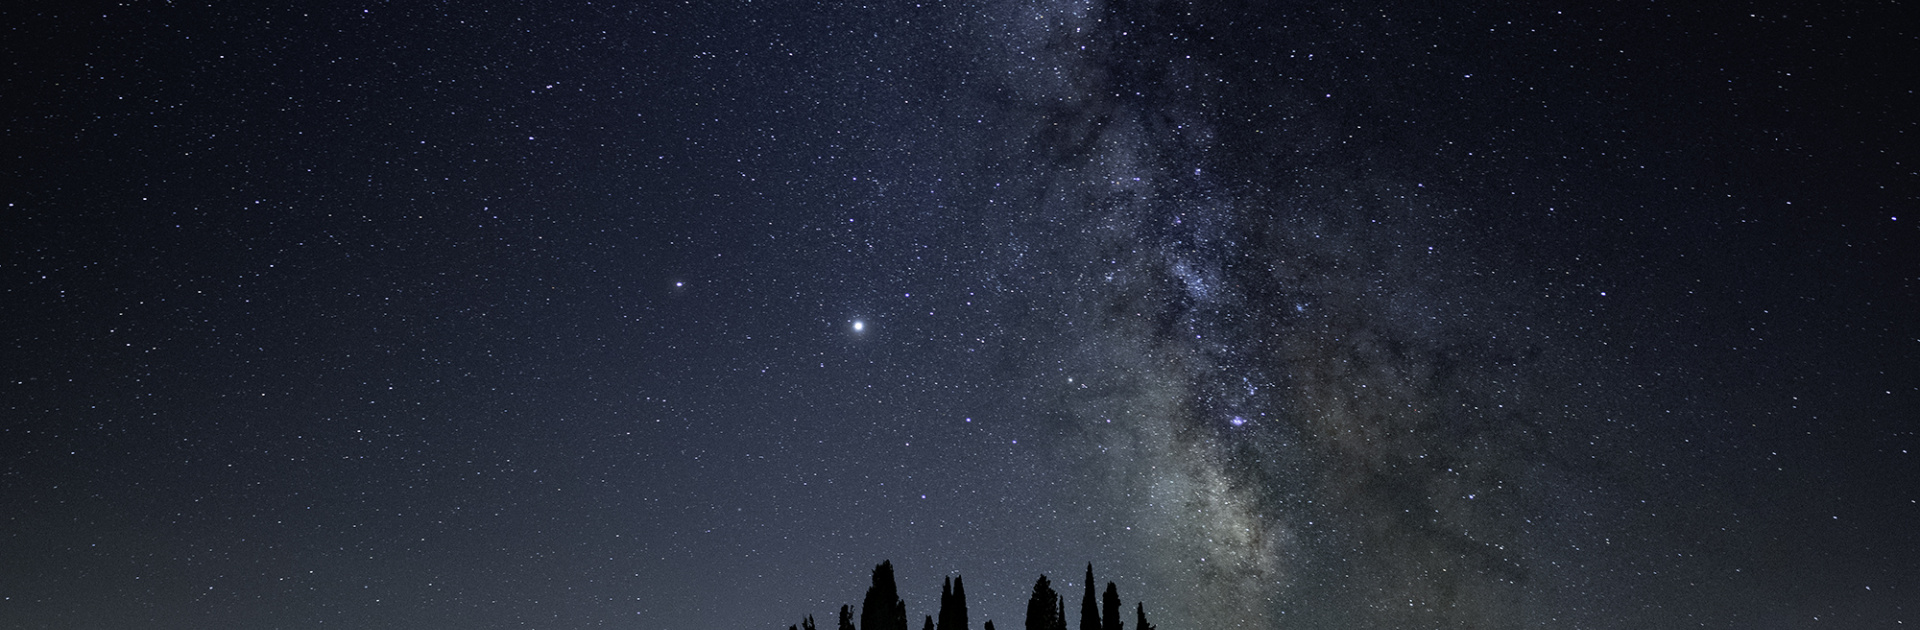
[3,1,1914,628]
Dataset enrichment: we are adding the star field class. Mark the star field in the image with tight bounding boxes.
[3,2,1916,629]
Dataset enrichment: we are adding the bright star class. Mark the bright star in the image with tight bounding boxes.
[852,320,865,332]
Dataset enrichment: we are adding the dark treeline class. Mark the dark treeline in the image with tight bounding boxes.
[789,561,1157,630]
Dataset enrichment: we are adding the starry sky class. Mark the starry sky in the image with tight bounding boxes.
[3,1,1915,629]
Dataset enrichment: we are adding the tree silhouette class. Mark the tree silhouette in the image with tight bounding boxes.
[781,560,1156,630]
[1079,565,1099,630]
[862,561,909,630]
[938,575,969,630]
[1023,575,1059,630]
[1133,603,1154,630]
[1100,584,1120,630]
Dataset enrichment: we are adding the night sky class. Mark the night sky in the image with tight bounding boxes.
[3,1,1915,629]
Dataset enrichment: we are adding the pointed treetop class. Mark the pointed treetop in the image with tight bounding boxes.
[862,561,908,630]
[939,574,969,630]
[1079,565,1099,630]
[953,575,968,627]
[1024,575,1057,630]
[1100,584,1121,630]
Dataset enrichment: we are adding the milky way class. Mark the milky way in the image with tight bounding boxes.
[970,1,1595,626]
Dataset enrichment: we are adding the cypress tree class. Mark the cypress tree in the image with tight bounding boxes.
[1053,596,1067,630]
[1133,603,1154,630]
[939,577,953,630]
[862,561,909,630]
[1023,575,1058,630]
[805,615,818,630]
[1100,585,1121,630]
[1079,565,1099,630]
[840,605,856,630]
[924,615,935,630]
[984,622,996,630]
[953,576,969,630]
[939,575,969,630]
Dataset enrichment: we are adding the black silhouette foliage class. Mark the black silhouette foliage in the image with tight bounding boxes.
[862,561,910,630]
[787,562,1153,630]
[1101,584,1121,630]
[1024,575,1060,630]
[938,575,969,630]
[1079,565,1099,630]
